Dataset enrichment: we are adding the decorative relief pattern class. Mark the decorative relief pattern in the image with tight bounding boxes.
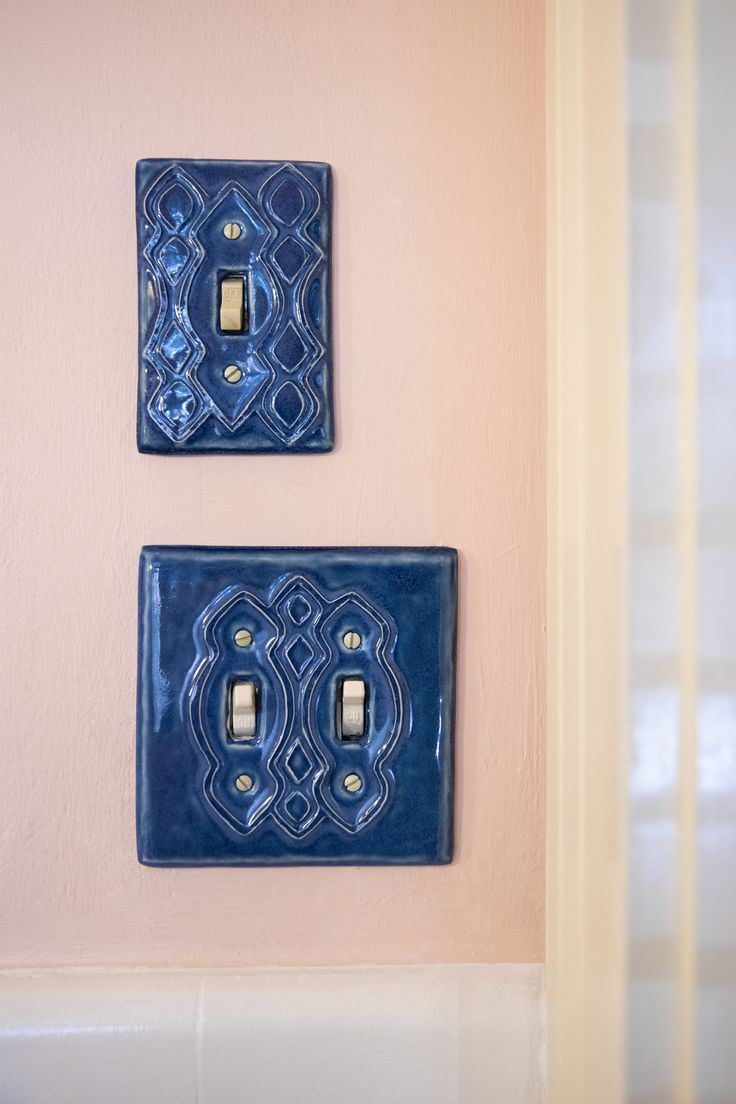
[185,574,406,841]
[141,167,208,442]
[136,160,332,453]
[259,166,324,444]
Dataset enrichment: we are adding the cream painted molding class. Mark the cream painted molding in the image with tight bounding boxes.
[546,0,629,1101]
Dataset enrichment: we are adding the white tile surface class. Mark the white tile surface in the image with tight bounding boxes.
[0,971,200,1104]
[0,965,544,1104]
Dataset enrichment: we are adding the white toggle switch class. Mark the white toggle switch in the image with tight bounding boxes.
[341,679,365,739]
[231,681,256,740]
[220,276,245,332]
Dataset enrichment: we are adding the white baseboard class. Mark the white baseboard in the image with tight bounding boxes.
[0,964,545,1104]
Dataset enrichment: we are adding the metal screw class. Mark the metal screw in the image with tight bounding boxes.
[234,629,252,648]
[343,631,361,650]
[224,364,243,384]
[223,222,242,239]
[344,773,362,793]
[235,774,253,792]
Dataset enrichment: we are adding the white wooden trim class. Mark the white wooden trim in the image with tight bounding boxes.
[546,1,629,1100]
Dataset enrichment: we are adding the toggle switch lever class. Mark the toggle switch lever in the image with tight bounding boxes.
[340,679,365,739]
[230,681,256,740]
[220,275,246,332]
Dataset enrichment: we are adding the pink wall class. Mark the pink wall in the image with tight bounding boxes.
[0,0,545,966]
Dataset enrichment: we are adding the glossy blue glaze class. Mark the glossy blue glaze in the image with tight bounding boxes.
[136,160,333,453]
[137,547,457,865]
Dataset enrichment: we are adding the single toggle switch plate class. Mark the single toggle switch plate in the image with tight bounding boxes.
[137,546,457,866]
[135,159,333,454]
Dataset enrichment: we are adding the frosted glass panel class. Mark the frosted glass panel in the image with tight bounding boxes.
[628,3,680,1099]
[627,1,736,1099]
[696,3,736,1101]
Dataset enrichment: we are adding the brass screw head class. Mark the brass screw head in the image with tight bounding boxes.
[344,773,362,793]
[234,629,252,648]
[223,222,242,239]
[235,774,253,792]
[224,364,243,384]
[343,631,361,650]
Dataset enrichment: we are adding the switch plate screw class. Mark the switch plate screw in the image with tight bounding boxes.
[344,773,362,793]
[343,631,361,650]
[223,222,242,239]
[235,774,253,792]
[224,364,243,384]
[234,629,252,648]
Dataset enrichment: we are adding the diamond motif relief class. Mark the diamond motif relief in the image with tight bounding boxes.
[284,742,313,784]
[159,183,194,230]
[270,178,306,225]
[284,792,310,826]
[160,322,193,372]
[272,236,308,283]
[158,381,197,428]
[273,323,308,371]
[284,635,314,676]
[287,595,311,625]
[157,238,190,284]
[273,382,305,429]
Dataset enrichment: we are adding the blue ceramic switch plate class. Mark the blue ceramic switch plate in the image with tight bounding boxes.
[137,547,457,865]
[136,160,333,453]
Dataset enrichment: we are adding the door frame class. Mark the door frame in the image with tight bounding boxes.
[546,1,629,1099]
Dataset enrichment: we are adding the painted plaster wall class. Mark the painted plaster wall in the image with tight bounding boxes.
[0,0,545,966]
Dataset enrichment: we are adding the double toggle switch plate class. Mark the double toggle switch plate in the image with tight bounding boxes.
[135,159,333,453]
[137,547,457,865]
